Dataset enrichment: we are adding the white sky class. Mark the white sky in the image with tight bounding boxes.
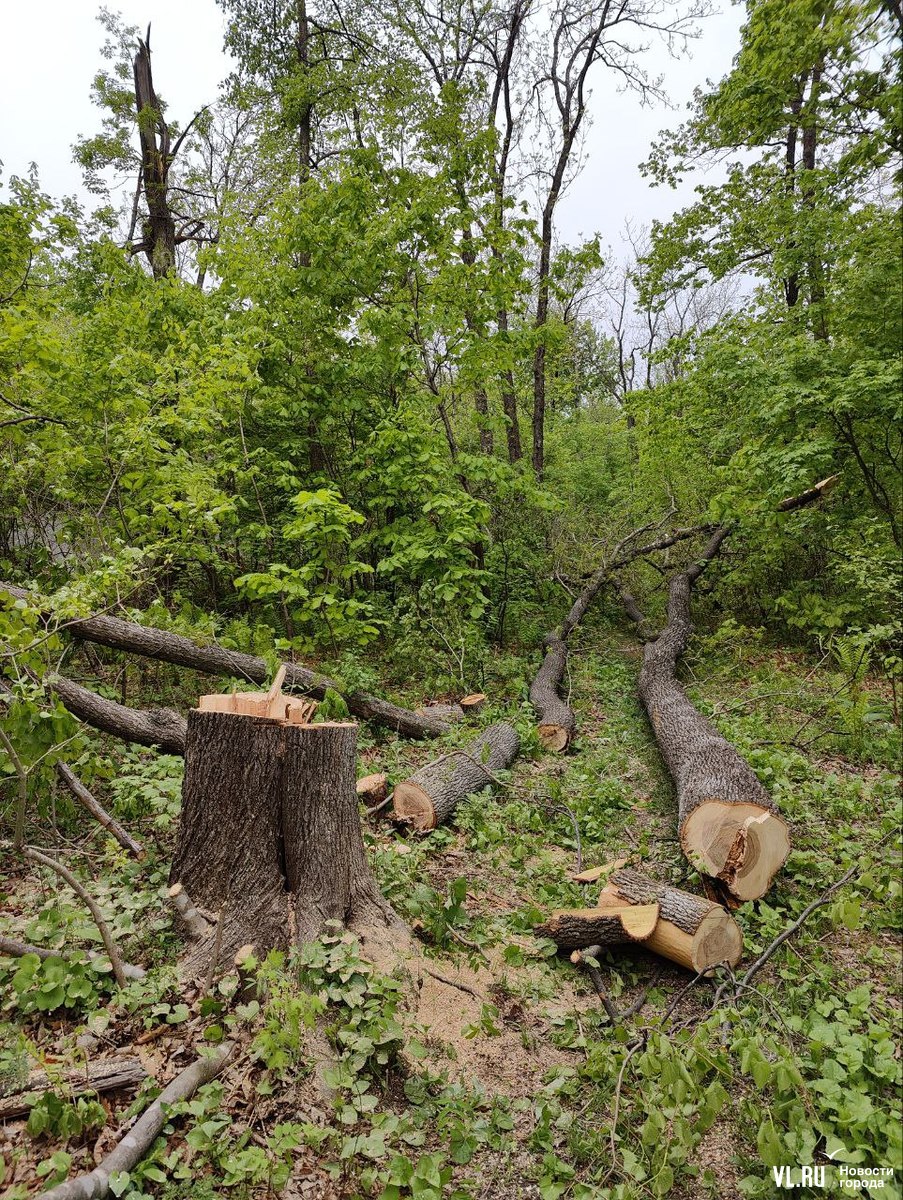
[0,0,744,250]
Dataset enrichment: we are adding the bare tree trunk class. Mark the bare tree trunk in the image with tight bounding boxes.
[133,33,176,278]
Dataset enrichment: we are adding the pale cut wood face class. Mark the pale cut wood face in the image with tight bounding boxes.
[682,801,790,901]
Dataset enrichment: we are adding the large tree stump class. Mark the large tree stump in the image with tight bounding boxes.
[392,722,520,831]
[600,868,742,972]
[170,697,398,978]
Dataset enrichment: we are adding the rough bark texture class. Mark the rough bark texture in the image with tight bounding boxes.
[170,712,398,976]
[529,635,576,751]
[1,582,445,739]
[47,674,186,754]
[533,904,659,951]
[0,1058,146,1121]
[170,711,290,977]
[393,722,520,831]
[636,530,790,901]
[281,722,399,942]
[604,868,717,933]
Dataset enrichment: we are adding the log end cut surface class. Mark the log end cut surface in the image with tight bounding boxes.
[681,801,790,901]
[646,909,743,973]
[392,781,436,831]
[537,723,571,753]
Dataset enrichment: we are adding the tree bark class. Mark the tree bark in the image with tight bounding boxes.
[392,722,520,831]
[599,868,742,972]
[282,723,398,941]
[47,674,187,754]
[170,711,399,977]
[529,635,576,751]
[170,711,290,977]
[636,531,790,901]
[533,903,660,951]
[0,1058,146,1122]
[1,582,446,739]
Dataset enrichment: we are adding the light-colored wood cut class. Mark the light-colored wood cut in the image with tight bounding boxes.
[356,773,388,804]
[537,723,570,752]
[681,801,790,902]
[392,781,436,831]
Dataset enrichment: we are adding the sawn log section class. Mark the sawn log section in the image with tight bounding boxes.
[393,722,520,830]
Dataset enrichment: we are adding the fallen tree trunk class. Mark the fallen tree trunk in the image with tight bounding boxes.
[55,763,145,858]
[170,688,400,977]
[392,722,520,831]
[40,1043,234,1200]
[599,868,742,972]
[47,674,187,754]
[530,522,713,752]
[0,582,446,739]
[632,530,790,902]
[533,903,660,951]
[0,1057,146,1121]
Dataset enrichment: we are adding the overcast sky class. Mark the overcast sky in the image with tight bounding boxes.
[0,0,744,251]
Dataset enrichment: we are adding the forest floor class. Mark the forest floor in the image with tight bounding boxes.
[1,617,900,1199]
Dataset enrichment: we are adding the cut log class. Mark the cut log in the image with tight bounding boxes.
[0,1057,146,1122]
[392,722,520,831]
[459,693,486,714]
[533,903,660,951]
[632,530,790,901]
[599,868,742,972]
[170,707,399,977]
[40,1042,234,1200]
[55,763,145,859]
[530,635,576,751]
[0,582,448,739]
[356,773,388,804]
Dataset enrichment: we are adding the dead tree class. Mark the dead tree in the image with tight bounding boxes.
[130,30,209,277]
[169,686,400,978]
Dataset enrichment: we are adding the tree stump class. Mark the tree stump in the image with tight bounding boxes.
[170,696,398,979]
